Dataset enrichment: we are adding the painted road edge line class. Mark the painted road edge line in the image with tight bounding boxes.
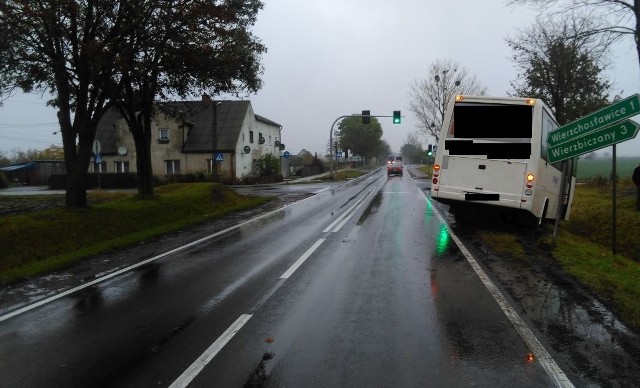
[280,239,325,279]
[419,189,575,388]
[168,314,252,388]
[0,195,318,323]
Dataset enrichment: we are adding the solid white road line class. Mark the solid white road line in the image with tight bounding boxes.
[0,195,317,323]
[168,314,252,388]
[419,189,575,388]
[322,177,384,233]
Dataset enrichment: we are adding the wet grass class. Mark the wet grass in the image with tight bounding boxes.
[477,231,526,261]
[318,169,366,180]
[553,181,640,330]
[0,183,271,283]
[543,229,640,331]
[475,182,640,331]
[416,165,432,177]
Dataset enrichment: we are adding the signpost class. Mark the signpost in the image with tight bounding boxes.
[547,120,640,164]
[547,94,640,148]
[546,94,640,255]
[92,140,102,190]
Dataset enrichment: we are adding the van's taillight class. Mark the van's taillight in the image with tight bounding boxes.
[525,173,535,188]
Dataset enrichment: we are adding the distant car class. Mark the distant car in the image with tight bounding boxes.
[387,161,403,176]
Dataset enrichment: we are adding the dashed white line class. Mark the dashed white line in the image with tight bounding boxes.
[280,239,325,279]
[168,314,252,388]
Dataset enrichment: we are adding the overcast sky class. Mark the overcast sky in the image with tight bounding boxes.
[1,0,639,157]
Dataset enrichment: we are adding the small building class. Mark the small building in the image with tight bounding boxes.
[94,96,283,180]
[0,160,66,186]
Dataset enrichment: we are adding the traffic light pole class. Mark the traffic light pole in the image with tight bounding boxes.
[329,114,396,179]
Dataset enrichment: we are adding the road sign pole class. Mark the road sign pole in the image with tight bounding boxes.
[612,144,617,255]
[552,161,568,243]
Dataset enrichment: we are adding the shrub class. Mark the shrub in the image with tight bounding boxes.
[254,154,280,176]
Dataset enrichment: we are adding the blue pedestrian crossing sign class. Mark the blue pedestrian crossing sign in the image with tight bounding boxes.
[283,151,290,159]
[215,153,224,162]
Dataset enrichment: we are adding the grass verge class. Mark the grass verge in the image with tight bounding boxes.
[477,182,640,331]
[0,183,271,283]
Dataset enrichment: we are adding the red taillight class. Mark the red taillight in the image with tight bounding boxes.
[525,173,535,188]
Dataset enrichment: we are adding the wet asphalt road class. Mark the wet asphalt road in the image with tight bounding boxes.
[1,170,572,387]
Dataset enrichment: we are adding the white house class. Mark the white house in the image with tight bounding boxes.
[94,95,283,180]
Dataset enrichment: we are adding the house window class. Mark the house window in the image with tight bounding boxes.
[249,131,254,143]
[165,160,180,175]
[93,161,106,173]
[114,161,129,173]
[258,132,265,144]
[269,135,272,145]
[159,128,169,143]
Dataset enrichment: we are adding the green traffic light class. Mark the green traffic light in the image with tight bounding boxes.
[393,110,401,124]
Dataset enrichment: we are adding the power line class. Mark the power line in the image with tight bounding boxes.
[0,123,58,127]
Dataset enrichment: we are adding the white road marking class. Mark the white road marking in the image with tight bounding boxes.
[168,314,252,388]
[419,189,575,388]
[280,239,325,279]
[0,195,317,323]
[322,177,383,233]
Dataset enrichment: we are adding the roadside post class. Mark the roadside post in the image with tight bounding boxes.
[546,94,640,252]
[93,140,102,190]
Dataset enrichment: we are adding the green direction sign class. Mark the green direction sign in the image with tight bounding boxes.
[547,94,640,147]
[547,120,639,164]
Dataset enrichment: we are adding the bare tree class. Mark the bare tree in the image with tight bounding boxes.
[400,131,425,164]
[408,59,487,143]
[507,0,640,71]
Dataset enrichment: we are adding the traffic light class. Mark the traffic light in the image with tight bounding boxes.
[427,144,433,156]
[362,110,370,124]
[393,110,401,124]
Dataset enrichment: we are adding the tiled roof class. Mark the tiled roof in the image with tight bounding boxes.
[160,100,250,153]
[95,108,123,154]
[95,99,279,154]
